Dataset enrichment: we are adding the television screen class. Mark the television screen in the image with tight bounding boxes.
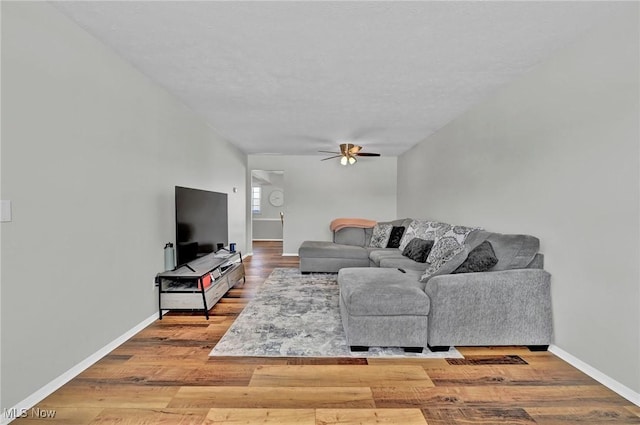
[175,186,228,265]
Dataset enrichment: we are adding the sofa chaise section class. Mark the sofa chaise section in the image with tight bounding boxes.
[299,219,425,273]
[299,241,370,273]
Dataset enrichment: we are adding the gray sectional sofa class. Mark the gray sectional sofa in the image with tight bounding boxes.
[298,218,553,353]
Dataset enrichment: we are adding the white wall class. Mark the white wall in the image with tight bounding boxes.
[398,10,639,393]
[248,155,397,255]
[1,2,246,408]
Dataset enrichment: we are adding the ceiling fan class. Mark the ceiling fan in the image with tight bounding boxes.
[320,143,381,165]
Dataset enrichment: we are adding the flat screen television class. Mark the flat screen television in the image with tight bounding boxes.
[175,186,228,265]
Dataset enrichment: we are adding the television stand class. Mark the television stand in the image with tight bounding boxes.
[155,250,245,320]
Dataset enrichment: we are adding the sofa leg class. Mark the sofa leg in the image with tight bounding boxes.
[403,347,423,353]
[527,345,549,352]
[350,345,369,352]
[428,345,450,352]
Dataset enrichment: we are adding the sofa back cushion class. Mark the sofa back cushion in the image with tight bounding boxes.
[334,227,370,246]
[486,233,540,271]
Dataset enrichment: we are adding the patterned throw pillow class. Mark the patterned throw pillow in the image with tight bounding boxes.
[420,225,481,282]
[369,223,393,248]
[398,220,452,251]
[386,226,406,248]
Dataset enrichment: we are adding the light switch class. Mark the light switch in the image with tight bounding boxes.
[1,200,12,222]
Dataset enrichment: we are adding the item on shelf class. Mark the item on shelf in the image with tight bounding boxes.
[164,242,175,271]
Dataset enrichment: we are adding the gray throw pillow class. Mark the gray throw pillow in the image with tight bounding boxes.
[401,238,434,263]
[452,241,498,273]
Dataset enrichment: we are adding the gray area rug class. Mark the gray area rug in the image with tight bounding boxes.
[210,268,462,358]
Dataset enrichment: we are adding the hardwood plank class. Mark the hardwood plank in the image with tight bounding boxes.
[456,346,534,356]
[249,365,434,387]
[426,364,598,386]
[447,355,528,365]
[88,408,209,425]
[627,405,640,417]
[168,386,376,409]
[203,408,315,425]
[372,385,630,408]
[38,385,179,408]
[11,407,103,424]
[76,362,256,386]
[365,358,448,367]
[315,408,427,425]
[421,407,536,424]
[526,406,640,424]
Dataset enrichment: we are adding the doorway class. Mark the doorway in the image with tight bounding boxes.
[251,170,285,254]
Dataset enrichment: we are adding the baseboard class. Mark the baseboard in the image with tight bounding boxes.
[549,344,640,406]
[252,238,283,241]
[0,312,159,425]
[281,253,299,257]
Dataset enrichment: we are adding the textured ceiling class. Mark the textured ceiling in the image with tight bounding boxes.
[53,1,624,156]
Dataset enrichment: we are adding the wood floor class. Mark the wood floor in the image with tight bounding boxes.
[18,241,639,424]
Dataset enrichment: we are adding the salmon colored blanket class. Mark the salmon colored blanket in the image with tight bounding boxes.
[330,218,377,232]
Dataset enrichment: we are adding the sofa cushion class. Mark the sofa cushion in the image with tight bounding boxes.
[487,233,540,271]
[368,248,402,266]
[452,241,498,274]
[334,227,367,246]
[379,257,430,271]
[420,228,488,282]
[299,241,369,260]
[369,223,393,248]
[401,238,434,263]
[399,220,451,251]
[338,268,429,316]
[386,226,406,248]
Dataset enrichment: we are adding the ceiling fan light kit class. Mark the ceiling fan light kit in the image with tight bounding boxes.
[321,143,380,165]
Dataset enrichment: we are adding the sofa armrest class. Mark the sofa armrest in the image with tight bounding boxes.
[424,269,553,347]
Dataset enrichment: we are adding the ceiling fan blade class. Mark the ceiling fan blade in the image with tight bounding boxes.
[318,150,340,154]
[349,145,363,154]
[355,152,381,157]
[321,155,343,161]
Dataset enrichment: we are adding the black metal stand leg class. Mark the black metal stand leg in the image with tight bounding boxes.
[158,281,163,320]
[240,252,246,283]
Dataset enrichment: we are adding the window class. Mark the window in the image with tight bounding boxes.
[251,186,261,214]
